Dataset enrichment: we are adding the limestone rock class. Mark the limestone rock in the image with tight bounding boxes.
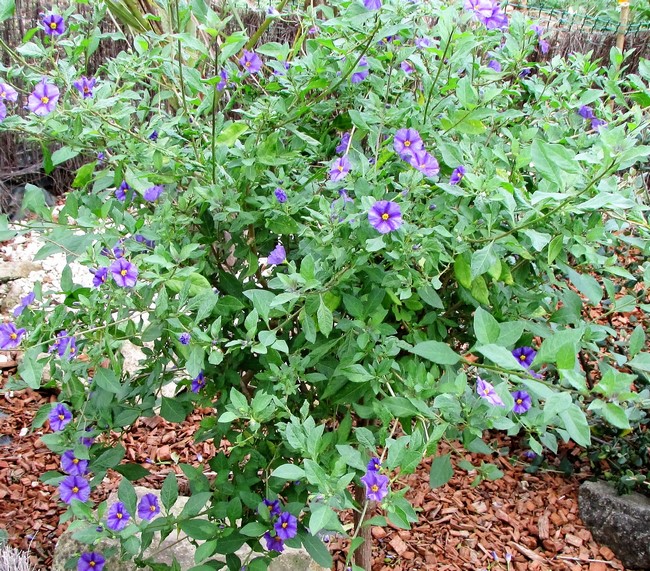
[579,480,650,569]
[52,486,328,571]
[0,261,41,284]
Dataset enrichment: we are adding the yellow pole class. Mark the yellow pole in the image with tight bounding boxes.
[616,0,631,54]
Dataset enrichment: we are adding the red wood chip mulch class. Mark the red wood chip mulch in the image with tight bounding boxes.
[0,365,625,571]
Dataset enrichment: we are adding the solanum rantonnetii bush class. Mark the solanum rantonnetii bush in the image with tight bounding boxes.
[2,0,650,569]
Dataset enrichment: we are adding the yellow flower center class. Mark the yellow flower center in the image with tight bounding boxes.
[0,91,5,97]
[9,332,17,339]
[58,414,65,420]
[337,165,343,172]
[371,484,379,492]
[120,269,128,276]
[483,388,490,395]
[117,512,123,519]
[72,486,79,493]
[516,398,523,404]
[245,61,251,67]
[404,140,411,147]
[41,96,49,104]
[381,213,389,220]
[83,87,89,93]
[150,505,156,511]
[70,347,76,354]
[282,522,288,528]
[50,22,58,29]
[73,458,79,464]
[89,563,95,568]
[520,354,527,361]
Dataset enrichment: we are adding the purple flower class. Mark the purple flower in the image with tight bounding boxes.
[191,371,206,393]
[329,155,351,181]
[408,150,440,177]
[264,498,282,517]
[179,333,191,345]
[267,244,286,265]
[464,0,508,30]
[115,181,129,202]
[519,68,531,78]
[523,450,537,460]
[107,501,131,531]
[511,390,532,414]
[539,39,549,54]
[216,69,229,91]
[148,130,158,141]
[0,102,6,122]
[27,78,59,116]
[50,330,77,359]
[73,76,96,99]
[360,470,389,502]
[0,82,18,102]
[110,259,138,288]
[512,346,536,368]
[0,322,26,349]
[49,403,72,431]
[591,118,607,131]
[13,292,35,317]
[367,458,381,472]
[61,450,89,476]
[415,37,433,48]
[80,429,95,448]
[530,24,543,36]
[274,188,287,203]
[134,234,155,249]
[59,475,90,504]
[274,512,298,540]
[351,57,369,84]
[137,493,160,521]
[240,50,263,74]
[368,200,403,234]
[42,13,65,36]
[90,267,108,287]
[393,128,424,158]
[578,105,595,120]
[78,552,105,571]
[363,0,382,10]
[487,59,502,72]
[449,165,466,185]
[476,377,505,407]
[264,532,285,552]
[143,185,163,202]
[400,61,415,74]
[336,132,351,154]
[96,152,105,165]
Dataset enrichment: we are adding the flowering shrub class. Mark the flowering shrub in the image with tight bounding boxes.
[2,0,650,569]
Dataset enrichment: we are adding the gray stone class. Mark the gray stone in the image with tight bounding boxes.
[52,487,328,571]
[0,261,41,284]
[579,480,650,569]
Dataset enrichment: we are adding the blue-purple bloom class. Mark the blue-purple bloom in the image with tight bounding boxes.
[464,0,508,30]
[50,331,77,359]
[351,57,369,84]
[148,130,158,141]
[115,181,129,202]
[450,165,466,185]
[393,128,424,158]
[42,13,65,36]
[274,512,298,540]
[137,493,160,521]
[61,450,89,476]
[179,333,191,345]
[27,78,59,116]
[0,102,6,122]
[400,61,415,74]
[578,105,595,120]
[134,234,155,249]
[143,185,163,202]
[0,322,26,349]
[13,291,35,317]
[591,118,607,131]
[59,475,90,504]
[367,457,381,472]
[267,244,287,265]
[73,76,96,98]
[368,200,403,234]
[336,132,351,154]
[264,498,282,517]
[476,377,505,407]
[49,403,72,431]
[512,346,536,368]
[110,259,138,288]
[360,470,389,502]
[216,69,228,91]
[363,0,382,10]
[106,501,131,531]
[415,37,433,48]
[511,390,532,414]
[487,59,502,72]
[0,82,18,101]
[264,532,285,552]
[539,38,549,54]
[240,50,263,74]
[78,552,105,571]
[90,267,108,287]
[329,155,351,181]
[408,150,440,177]
[191,371,206,393]
[274,188,287,203]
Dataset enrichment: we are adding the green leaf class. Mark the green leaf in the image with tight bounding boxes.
[243,289,275,323]
[475,344,524,370]
[565,267,603,306]
[454,253,472,289]
[186,346,205,378]
[382,396,421,418]
[72,162,95,189]
[0,0,15,22]
[308,504,341,536]
[559,405,591,446]
[300,531,333,569]
[216,122,249,145]
[628,326,645,358]
[547,235,564,264]
[118,477,138,517]
[93,368,122,394]
[214,532,246,554]
[161,472,178,512]
[470,244,497,280]
[270,464,305,480]
[531,139,581,185]
[335,444,367,471]
[543,392,573,423]
[429,454,453,488]
[180,519,221,541]
[180,492,212,518]
[115,463,150,481]
[628,352,650,372]
[51,147,80,166]
[474,307,500,345]
[409,341,460,365]
[93,445,126,471]
[17,348,45,390]
[317,296,333,338]
[239,522,268,537]
[160,397,193,423]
